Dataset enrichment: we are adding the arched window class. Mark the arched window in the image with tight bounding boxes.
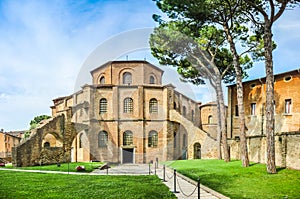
[149,98,158,113]
[173,132,177,148]
[44,142,50,148]
[191,110,195,122]
[123,72,132,85]
[100,76,105,84]
[183,134,187,148]
[123,131,133,146]
[149,76,155,84]
[124,98,133,113]
[174,102,177,110]
[79,133,83,148]
[98,131,108,147]
[208,115,213,124]
[99,98,107,114]
[183,106,187,116]
[148,130,158,147]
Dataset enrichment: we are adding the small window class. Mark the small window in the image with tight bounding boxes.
[98,131,108,147]
[150,76,155,84]
[123,72,132,85]
[235,105,239,116]
[250,83,256,89]
[100,76,105,84]
[124,98,133,113]
[123,131,133,146]
[44,142,50,148]
[208,115,213,124]
[174,102,177,110]
[183,106,187,116]
[79,133,83,148]
[149,98,158,113]
[148,131,158,147]
[251,103,256,115]
[284,76,292,82]
[99,98,107,114]
[285,99,292,114]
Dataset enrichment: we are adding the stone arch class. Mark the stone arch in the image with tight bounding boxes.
[42,132,63,148]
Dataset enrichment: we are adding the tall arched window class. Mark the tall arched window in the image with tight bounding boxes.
[100,76,105,84]
[124,98,133,113]
[174,102,177,110]
[99,98,107,114]
[149,98,158,113]
[183,134,187,148]
[98,131,108,147]
[123,131,133,146]
[148,130,158,147]
[191,110,195,122]
[208,115,213,124]
[173,132,177,148]
[149,76,155,84]
[123,72,132,85]
[183,106,187,116]
[79,133,83,148]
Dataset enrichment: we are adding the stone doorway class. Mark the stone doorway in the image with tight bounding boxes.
[194,142,201,159]
[122,148,134,164]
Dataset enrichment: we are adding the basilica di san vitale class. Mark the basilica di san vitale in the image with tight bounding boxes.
[12,60,300,170]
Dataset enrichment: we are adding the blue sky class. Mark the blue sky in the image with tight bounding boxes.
[0,0,299,131]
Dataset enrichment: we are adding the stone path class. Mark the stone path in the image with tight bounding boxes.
[92,164,229,199]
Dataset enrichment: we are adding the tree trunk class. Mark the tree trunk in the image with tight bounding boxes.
[215,78,230,162]
[264,20,277,174]
[224,25,249,167]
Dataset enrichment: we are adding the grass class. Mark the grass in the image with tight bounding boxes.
[5,162,103,173]
[0,170,175,199]
[166,159,300,199]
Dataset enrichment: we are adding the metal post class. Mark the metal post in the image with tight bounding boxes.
[163,165,166,182]
[106,165,108,175]
[198,177,200,199]
[149,163,151,175]
[154,164,156,175]
[174,169,178,193]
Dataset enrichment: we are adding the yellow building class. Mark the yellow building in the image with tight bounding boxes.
[227,69,300,169]
[50,60,218,164]
[0,130,22,162]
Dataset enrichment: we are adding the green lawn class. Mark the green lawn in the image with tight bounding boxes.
[0,170,175,199]
[5,162,103,172]
[166,159,300,199]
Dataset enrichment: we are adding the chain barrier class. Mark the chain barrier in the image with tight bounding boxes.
[166,171,174,179]
[176,176,198,197]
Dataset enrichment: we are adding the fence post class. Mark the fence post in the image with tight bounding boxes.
[163,164,166,182]
[149,163,151,175]
[154,165,156,175]
[106,165,108,175]
[198,177,200,199]
[174,169,178,193]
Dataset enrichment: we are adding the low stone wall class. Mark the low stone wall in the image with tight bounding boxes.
[229,132,300,170]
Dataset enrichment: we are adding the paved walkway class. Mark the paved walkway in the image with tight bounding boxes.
[92,164,229,199]
[1,164,229,199]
